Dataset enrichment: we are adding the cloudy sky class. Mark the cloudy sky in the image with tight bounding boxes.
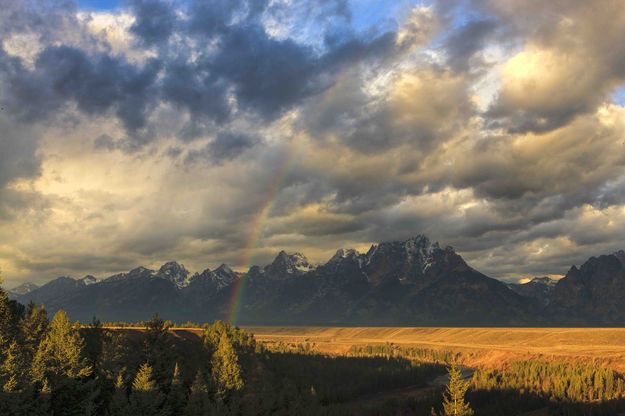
[1,0,625,287]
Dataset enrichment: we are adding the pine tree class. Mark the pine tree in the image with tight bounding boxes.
[166,362,187,414]
[20,303,48,364]
[31,310,92,385]
[211,332,244,398]
[31,310,96,415]
[143,314,173,390]
[133,362,157,392]
[0,280,18,382]
[442,365,474,416]
[130,362,163,416]
[2,339,28,392]
[185,370,212,416]
[110,372,131,416]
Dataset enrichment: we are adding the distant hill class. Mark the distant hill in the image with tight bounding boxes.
[9,235,625,325]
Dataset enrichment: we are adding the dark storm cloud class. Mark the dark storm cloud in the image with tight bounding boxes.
[160,61,231,128]
[129,0,177,45]
[3,0,625,284]
[0,0,398,144]
[211,25,320,120]
[0,0,79,38]
[0,116,41,189]
[209,132,259,160]
[185,131,260,164]
[444,18,497,72]
[1,46,161,132]
[187,0,268,36]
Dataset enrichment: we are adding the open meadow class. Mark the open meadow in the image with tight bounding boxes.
[246,326,625,372]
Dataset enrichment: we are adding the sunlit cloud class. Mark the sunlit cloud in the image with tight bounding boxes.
[1,0,625,287]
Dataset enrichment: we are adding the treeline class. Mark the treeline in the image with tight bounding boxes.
[472,360,625,402]
[98,321,207,329]
[467,360,625,416]
[0,285,448,415]
[349,344,458,364]
[0,302,256,415]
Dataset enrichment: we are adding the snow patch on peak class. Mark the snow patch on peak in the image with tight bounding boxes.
[403,235,441,273]
[8,282,39,296]
[270,251,315,274]
[212,265,237,288]
[158,261,191,289]
[329,248,365,269]
[330,248,360,261]
[80,275,98,286]
[289,252,315,271]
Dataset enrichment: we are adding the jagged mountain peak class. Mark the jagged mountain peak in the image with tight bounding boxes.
[328,248,364,265]
[215,263,234,274]
[158,261,191,288]
[80,275,98,285]
[265,250,315,279]
[363,235,450,285]
[105,266,155,282]
[9,282,39,296]
[158,261,188,276]
[213,265,237,287]
[368,235,442,257]
[187,264,237,291]
[15,237,625,325]
[613,250,625,267]
[188,268,211,284]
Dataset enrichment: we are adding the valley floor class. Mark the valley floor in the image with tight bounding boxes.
[245,326,625,371]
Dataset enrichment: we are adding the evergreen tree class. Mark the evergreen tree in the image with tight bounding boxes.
[442,365,473,416]
[166,362,187,415]
[132,362,157,392]
[185,370,212,416]
[130,362,163,416]
[31,310,96,415]
[0,281,18,376]
[211,332,244,398]
[31,310,92,384]
[110,372,131,416]
[143,314,173,390]
[2,339,28,392]
[20,303,48,363]
[203,320,228,355]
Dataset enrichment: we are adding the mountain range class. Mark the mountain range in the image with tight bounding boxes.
[6,235,625,325]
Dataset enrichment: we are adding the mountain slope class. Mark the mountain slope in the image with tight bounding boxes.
[234,236,536,325]
[11,235,625,325]
[549,252,625,324]
[7,282,39,299]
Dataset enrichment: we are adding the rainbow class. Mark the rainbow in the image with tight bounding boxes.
[226,146,296,325]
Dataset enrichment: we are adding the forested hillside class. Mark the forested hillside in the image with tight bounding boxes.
[4,282,625,415]
[0,283,448,415]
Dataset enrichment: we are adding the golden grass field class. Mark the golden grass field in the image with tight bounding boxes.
[244,326,625,371]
